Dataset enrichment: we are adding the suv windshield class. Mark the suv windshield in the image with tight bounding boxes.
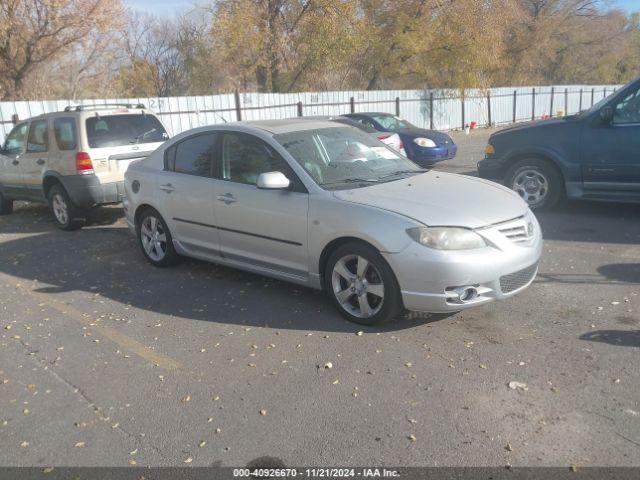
[274,127,423,190]
[371,114,415,131]
[85,114,168,148]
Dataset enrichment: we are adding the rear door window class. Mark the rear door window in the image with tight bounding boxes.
[172,133,218,177]
[85,114,168,148]
[53,118,77,151]
[26,120,49,153]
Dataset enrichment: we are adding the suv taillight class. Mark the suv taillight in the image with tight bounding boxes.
[76,152,94,175]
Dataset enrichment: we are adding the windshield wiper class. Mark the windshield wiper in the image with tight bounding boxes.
[378,169,428,180]
[132,128,157,144]
[320,178,380,187]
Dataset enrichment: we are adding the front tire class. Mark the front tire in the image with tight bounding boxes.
[504,158,563,210]
[48,184,84,230]
[0,189,13,215]
[136,208,179,267]
[324,242,403,326]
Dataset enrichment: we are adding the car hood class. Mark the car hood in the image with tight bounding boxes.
[332,171,527,229]
[491,117,570,137]
[396,128,453,146]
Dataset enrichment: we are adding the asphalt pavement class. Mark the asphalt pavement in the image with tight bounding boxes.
[1,128,639,468]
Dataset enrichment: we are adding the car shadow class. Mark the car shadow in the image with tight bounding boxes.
[534,200,640,245]
[0,219,453,333]
[579,330,640,348]
[2,201,123,232]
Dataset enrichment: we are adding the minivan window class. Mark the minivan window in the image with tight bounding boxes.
[26,120,49,153]
[613,88,640,124]
[54,118,77,151]
[2,123,28,155]
[173,133,217,177]
[85,114,168,148]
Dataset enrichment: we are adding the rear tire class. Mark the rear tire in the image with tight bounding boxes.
[0,189,13,215]
[48,184,84,230]
[504,158,563,210]
[324,242,403,326]
[136,208,179,267]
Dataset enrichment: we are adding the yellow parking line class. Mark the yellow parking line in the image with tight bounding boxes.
[3,274,180,371]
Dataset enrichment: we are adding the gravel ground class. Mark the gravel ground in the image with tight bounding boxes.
[0,128,639,468]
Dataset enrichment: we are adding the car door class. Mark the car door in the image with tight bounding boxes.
[213,131,309,279]
[0,122,29,198]
[581,86,640,192]
[157,132,221,256]
[20,119,50,199]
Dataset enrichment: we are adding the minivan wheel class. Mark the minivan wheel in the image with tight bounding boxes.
[505,158,563,210]
[0,189,13,215]
[324,242,403,326]
[48,184,84,230]
[137,208,179,267]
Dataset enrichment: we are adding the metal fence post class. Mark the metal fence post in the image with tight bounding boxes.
[531,88,536,121]
[564,88,568,116]
[487,90,492,127]
[297,101,303,117]
[550,87,554,118]
[579,88,583,112]
[513,90,517,123]
[429,92,434,130]
[461,90,466,130]
[591,88,595,107]
[350,97,355,114]
[395,97,400,117]
[234,90,242,121]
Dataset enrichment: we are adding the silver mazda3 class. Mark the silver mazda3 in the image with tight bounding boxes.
[123,119,542,325]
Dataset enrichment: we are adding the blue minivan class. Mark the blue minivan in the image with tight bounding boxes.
[478,78,640,209]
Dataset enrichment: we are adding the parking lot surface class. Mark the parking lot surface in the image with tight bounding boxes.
[1,128,639,467]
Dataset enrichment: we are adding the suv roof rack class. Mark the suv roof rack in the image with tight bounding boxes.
[63,103,146,112]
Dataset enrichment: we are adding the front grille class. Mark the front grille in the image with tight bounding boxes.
[500,263,538,294]
[498,222,529,244]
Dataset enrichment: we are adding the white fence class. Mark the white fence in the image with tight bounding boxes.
[0,84,622,143]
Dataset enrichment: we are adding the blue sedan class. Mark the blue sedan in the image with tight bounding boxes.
[344,112,457,166]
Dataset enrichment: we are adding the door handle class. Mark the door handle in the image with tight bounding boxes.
[11,160,19,166]
[36,158,46,165]
[217,193,237,204]
[160,183,175,193]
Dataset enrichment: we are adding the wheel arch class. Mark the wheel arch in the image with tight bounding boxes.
[318,236,386,287]
[42,172,65,199]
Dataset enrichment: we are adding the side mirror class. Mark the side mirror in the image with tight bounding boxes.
[600,106,614,125]
[256,171,290,190]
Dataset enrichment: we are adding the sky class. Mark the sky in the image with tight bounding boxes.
[125,0,640,16]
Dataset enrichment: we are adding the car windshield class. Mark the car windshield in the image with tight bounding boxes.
[577,91,616,117]
[371,114,415,132]
[85,114,168,148]
[274,127,423,190]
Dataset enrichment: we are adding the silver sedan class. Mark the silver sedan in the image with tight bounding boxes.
[123,119,542,325]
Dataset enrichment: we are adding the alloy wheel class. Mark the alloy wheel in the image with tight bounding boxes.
[140,215,168,262]
[52,194,69,225]
[512,169,549,207]
[331,254,385,318]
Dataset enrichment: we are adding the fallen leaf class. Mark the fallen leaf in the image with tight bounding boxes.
[324,362,333,369]
[408,434,416,442]
[508,381,528,391]
[184,457,193,464]
[20,441,29,447]
[199,441,206,448]
[356,331,363,336]
[259,409,267,416]
[74,442,85,448]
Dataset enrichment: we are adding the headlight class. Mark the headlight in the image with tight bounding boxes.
[484,144,495,155]
[414,137,436,148]
[407,227,487,250]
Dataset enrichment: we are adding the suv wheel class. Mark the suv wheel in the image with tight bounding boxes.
[324,242,403,325]
[137,208,179,267]
[505,158,563,210]
[0,189,13,215]
[48,184,84,230]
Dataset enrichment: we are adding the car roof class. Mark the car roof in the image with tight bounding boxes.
[244,118,344,134]
[348,112,392,117]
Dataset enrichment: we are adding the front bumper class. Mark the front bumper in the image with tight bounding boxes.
[62,175,125,208]
[383,216,543,313]
[477,157,506,182]
[409,145,458,165]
